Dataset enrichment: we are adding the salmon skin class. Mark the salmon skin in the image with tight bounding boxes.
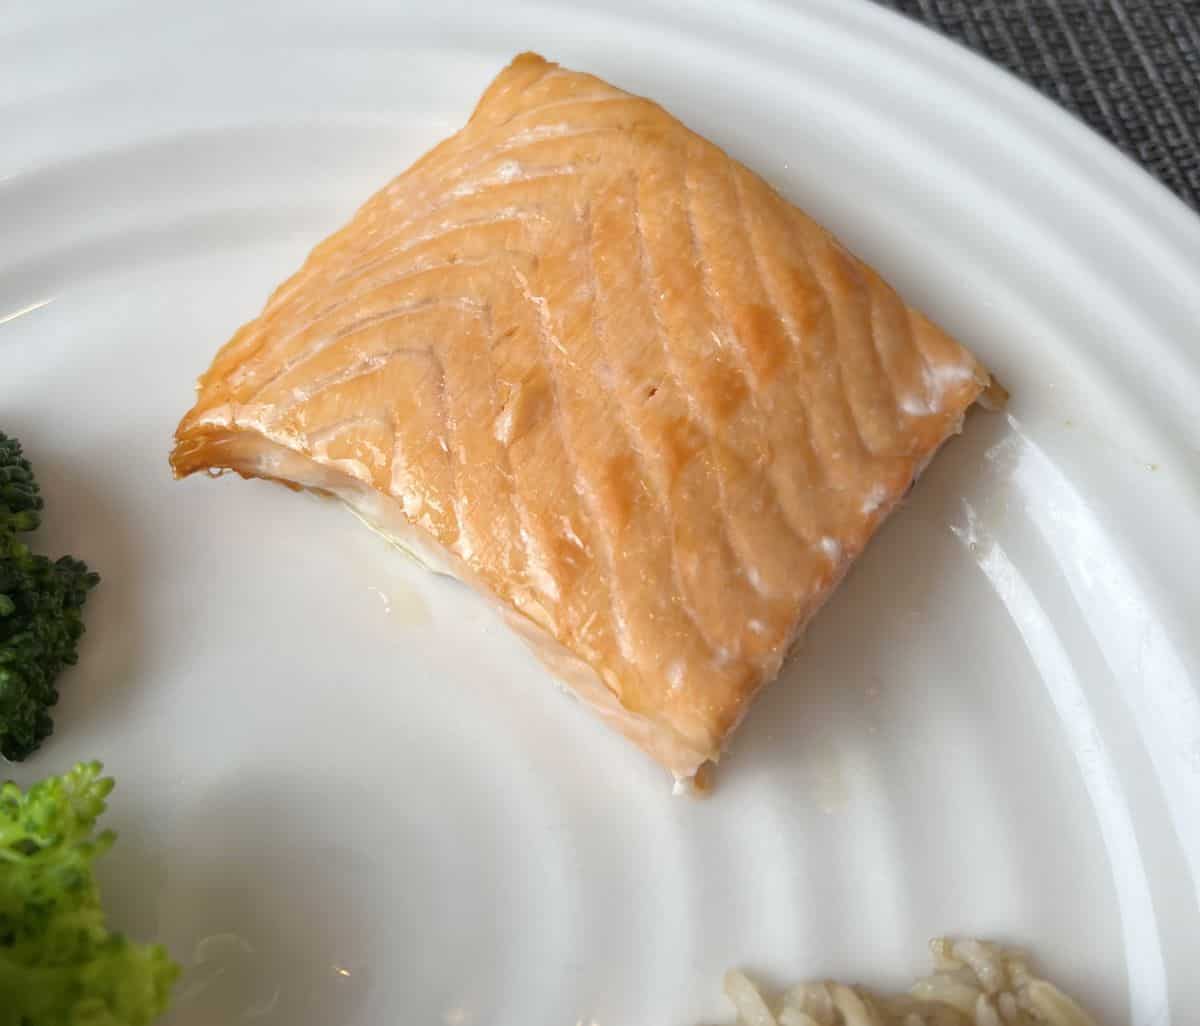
[172,53,995,784]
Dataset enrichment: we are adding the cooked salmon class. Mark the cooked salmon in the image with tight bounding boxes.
[172,53,996,783]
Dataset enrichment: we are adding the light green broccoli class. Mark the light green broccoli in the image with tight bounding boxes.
[0,761,178,1025]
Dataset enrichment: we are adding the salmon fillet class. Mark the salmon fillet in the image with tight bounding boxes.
[172,53,995,784]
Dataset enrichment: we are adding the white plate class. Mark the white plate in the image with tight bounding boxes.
[4,2,1200,1023]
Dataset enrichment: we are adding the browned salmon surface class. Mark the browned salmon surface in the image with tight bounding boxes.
[173,53,992,781]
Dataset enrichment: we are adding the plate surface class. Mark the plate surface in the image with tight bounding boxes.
[4,2,1200,1024]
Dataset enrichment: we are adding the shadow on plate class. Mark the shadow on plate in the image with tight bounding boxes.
[145,773,402,1026]
[721,410,1017,793]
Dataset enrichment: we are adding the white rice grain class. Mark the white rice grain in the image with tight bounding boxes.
[719,938,1100,1026]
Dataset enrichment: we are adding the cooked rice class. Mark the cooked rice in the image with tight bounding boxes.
[720,938,1099,1026]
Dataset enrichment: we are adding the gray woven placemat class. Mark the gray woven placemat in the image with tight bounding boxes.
[873,0,1200,209]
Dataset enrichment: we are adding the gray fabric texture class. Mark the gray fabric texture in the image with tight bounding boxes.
[873,0,1200,208]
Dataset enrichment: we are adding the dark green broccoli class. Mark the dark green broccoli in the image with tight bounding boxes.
[0,434,99,761]
[0,433,43,540]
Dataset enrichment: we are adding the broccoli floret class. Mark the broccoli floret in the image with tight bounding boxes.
[0,548,100,761]
[0,435,99,761]
[0,433,43,540]
[0,761,178,1024]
